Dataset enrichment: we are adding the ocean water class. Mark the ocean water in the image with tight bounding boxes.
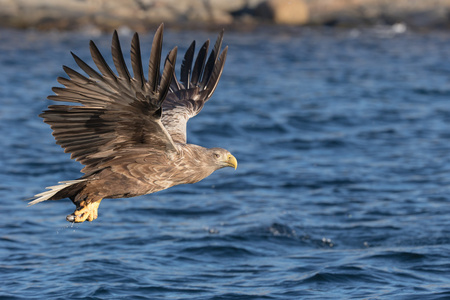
[1,25,450,299]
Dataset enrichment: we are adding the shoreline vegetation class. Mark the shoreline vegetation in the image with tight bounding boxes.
[1,0,450,32]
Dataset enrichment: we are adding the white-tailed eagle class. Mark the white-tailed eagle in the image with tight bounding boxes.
[29,24,237,223]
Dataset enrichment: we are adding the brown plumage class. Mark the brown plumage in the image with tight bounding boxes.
[29,24,237,223]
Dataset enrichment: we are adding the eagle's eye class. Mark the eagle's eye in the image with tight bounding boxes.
[214,153,220,159]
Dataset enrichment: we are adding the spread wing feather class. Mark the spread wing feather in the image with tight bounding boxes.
[200,30,224,89]
[162,31,227,144]
[180,41,195,89]
[130,32,145,89]
[190,40,209,86]
[111,31,131,81]
[41,24,178,175]
[89,40,118,84]
[160,49,178,106]
[148,26,163,93]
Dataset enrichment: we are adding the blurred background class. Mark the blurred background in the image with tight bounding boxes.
[1,0,450,31]
[1,1,450,299]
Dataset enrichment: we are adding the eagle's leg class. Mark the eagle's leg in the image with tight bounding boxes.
[66,200,102,223]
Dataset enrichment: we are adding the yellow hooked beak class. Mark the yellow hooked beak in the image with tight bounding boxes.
[227,154,238,170]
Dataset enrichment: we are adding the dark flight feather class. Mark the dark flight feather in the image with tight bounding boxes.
[71,52,104,82]
[190,40,209,86]
[200,30,224,89]
[180,41,195,89]
[111,30,131,81]
[205,47,228,99]
[89,40,118,84]
[159,47,177,105]
[148,24,164,93]
[62,66,90,84]
[130,32,145,88]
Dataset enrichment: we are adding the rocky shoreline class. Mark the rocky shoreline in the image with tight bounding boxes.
[1,0,450,31]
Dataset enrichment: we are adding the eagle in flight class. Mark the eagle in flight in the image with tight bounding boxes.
[29,24,237,223]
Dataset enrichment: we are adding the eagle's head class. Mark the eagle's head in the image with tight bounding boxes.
[209,148,238,170]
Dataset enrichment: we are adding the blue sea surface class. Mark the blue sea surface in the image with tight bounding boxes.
[1,25,450,299]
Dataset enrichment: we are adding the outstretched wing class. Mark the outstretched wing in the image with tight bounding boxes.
[41,24,178,175]
[162,31,228,144]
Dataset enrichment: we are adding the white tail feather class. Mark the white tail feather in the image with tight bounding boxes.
[28,179,86,206]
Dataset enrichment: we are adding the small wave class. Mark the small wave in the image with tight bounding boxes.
[180,245,254,257]
[413,87,450,96]
[126,205,233,217]
[299,270,384,285]
[367,250,427,263]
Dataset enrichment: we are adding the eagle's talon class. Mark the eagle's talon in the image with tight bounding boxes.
[66,200,101,223]
[66,214,75,222]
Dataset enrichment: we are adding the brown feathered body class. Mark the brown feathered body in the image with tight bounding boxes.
[29,24,236,220]
[58,145,219,203]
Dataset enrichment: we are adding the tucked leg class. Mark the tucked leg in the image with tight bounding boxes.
[66,199,102,223]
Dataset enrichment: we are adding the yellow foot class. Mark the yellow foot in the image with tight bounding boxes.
[66,200,102,223]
